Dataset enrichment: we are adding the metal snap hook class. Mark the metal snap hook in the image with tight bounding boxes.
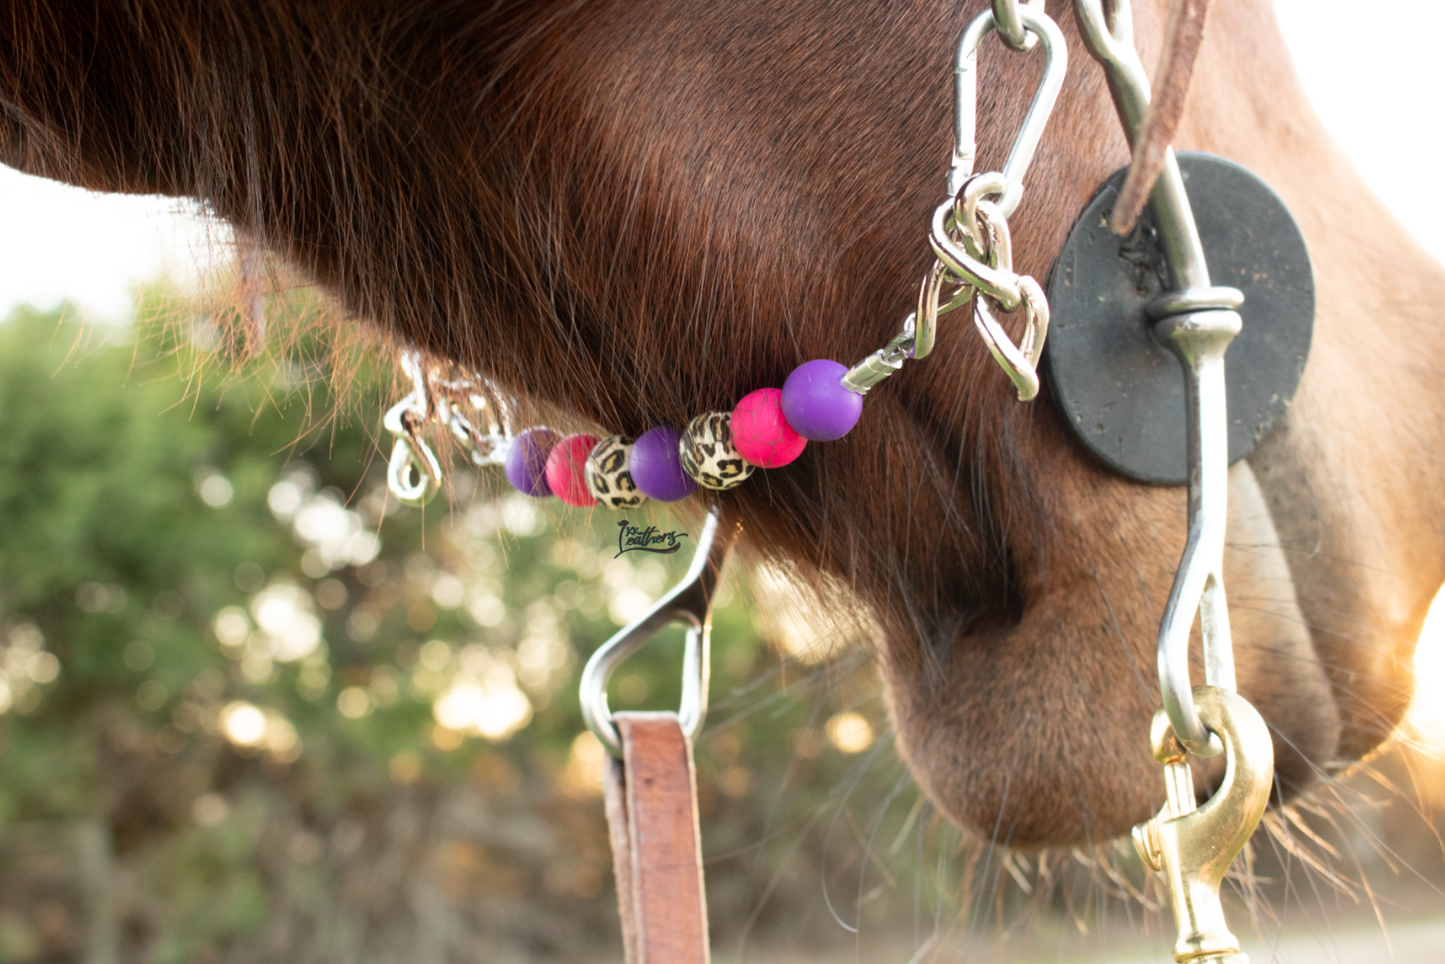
[950,4,1069,210]
[1132,686,1274,964]
[579,509,738,757]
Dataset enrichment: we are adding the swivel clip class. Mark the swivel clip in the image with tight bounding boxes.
[1132,686,1273,964]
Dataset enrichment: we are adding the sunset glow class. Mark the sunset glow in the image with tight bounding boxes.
[1409,585,1445,745]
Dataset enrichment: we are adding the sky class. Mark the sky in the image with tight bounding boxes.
[1,0,1442,322]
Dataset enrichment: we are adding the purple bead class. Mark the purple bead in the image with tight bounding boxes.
[504,427,559,497]
[781,359,864,441]
[629,426,697,502]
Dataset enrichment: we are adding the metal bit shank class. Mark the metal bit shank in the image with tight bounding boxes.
[1074,0,1243,754]
[1151,291,1243,753]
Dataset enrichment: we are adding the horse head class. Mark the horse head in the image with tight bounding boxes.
[3,0,1440,848]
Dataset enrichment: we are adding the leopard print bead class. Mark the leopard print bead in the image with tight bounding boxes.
[584,435,647,509]
[679,412,755,490]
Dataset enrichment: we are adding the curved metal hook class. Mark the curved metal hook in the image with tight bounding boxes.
[383,396,442,506]
[951,4,1069,212]
[972,273,1049,401]
[580,508,738,757]
[386,435,441,506]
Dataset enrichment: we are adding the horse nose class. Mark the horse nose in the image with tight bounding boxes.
[877,461,1338,847]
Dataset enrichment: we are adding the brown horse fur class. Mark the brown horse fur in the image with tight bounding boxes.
[2,0,1441,849]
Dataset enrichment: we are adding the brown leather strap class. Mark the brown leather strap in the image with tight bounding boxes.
[603,712,710,964]
[1109,0,1215,234]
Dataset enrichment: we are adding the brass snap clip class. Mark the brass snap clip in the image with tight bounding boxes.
[1132,686,1274,964]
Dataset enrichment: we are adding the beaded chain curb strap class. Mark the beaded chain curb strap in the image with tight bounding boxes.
[382,1,1296,961]
[382,10,1067,516]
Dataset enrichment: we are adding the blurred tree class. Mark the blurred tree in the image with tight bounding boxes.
[0,299,912,964]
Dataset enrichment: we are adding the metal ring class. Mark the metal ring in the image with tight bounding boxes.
[579,509,737,756]
[953,173,1012,266]
[992,0,1045,51]
[930,197,1023,310]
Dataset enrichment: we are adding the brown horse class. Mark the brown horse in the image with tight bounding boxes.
[3,0,1440,851]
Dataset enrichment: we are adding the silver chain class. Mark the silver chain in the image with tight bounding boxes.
[846,2,1067,401]
[387,6,1071,502]
[383,352,512,507]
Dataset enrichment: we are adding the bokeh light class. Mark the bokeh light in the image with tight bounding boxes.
[221,701,268,747]
[825,712,874,754]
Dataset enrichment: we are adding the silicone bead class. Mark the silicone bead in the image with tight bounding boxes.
[781,359,863,441]
[629,426,698,502]
[585,435,647,509]
[731,388,806,468]
[679,413,755,490]
[544,433,599,507]
[504,427,559,497]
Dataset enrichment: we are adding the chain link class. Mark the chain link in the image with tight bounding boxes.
[383,352,512,506]
[992,0,1046,52]
[924,175,1052,400]
[849,3,1065,399]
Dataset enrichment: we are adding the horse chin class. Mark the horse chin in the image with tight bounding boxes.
[875,462,1344,849]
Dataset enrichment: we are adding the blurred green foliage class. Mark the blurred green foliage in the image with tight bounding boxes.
[0,298,915,963]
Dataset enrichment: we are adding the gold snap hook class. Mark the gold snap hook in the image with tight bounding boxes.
[1132,686,1274,964]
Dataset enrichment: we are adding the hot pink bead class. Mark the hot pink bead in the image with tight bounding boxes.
[731,388,807,468]
[544,433,599,507]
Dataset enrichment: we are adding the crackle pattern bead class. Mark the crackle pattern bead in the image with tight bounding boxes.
[545,433,599,507]
[679,413,754,491]
[584,435,647,509]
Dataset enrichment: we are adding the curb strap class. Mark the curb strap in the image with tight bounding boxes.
[604,712,710,964]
